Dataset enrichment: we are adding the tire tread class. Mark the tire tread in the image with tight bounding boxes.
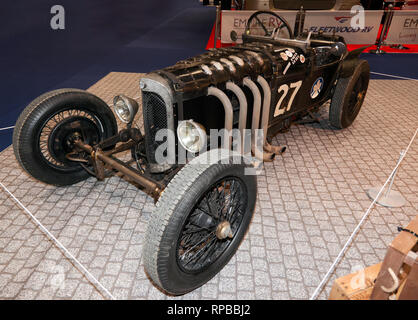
[143,162,213,289]
[329,59,370,129]
[13,89,117,185]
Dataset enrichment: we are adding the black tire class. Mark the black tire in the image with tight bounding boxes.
[329,59,370,129]
[143,150,257,295]
[13,89,118,186]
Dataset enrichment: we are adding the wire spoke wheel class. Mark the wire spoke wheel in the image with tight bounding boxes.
[329,59,370,129]
[13,89,117,185]
[177,177,246,273]
[346,76,367,119]
[143,152,257,295]
[39,108,103,170]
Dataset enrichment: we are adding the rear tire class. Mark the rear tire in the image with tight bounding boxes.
[143,150,257,295]
[329,59,370,129]
[13,89,118,186]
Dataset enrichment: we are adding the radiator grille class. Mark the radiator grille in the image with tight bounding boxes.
[142,91,168,164]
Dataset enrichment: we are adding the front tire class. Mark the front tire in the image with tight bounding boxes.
[143,150,257,295]
[13,89,118,186]
[329,59,370,129]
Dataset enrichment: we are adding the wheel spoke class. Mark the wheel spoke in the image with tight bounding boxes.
[230,206,243,225]
[205,194,217,219]
[185,220,213,233]
[195,205,214,221]
[255,16,269,35]
[180,231,215,260]
[183,235,217,266]
[38,108,102,169]
[198,237,222,264]
[226,180,239,221]
[177,177,247,273]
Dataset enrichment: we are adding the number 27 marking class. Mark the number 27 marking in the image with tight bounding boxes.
[274,80,302,117]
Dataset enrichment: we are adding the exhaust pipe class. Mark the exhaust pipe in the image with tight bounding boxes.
[226,81,247,153]
[243,77,275,162]
[207,86,233,149]
[264,143,287,154]
[257,75,287,155]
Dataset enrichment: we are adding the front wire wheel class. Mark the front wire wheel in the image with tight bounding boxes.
[177,177,247,273]
[13,89,118,186]
[143,150,257,295]
[39,108,103,169]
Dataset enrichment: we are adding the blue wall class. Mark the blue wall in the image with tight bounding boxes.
[0,2,417,151]
[0,0,215,150]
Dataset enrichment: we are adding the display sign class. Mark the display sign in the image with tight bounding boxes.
[221,10,383,44]
[303,10,383,44]
[385,11,418,44]
[221,10,297,43]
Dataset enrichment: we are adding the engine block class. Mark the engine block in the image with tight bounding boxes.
[140,42,306,172]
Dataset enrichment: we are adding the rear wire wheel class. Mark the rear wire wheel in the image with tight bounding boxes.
[329,59,370,129]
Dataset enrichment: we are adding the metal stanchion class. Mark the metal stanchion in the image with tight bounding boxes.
[370,3,395,54]
[389,1,410,50]
[294,6,306,38]
[214,4,221,48]
[390,43,410,50]
[200,0,222,49]
[367,150,407,207]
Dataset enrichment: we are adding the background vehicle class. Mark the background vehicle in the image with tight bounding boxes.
[202,0,363,10]
[12,10,369,295]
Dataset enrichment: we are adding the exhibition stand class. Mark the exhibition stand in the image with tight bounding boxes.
[205,6,418,51]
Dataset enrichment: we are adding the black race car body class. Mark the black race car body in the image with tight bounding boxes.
[140,30,364,172]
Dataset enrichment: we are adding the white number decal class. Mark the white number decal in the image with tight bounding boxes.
[274,84,288,117]
[274,80,303,117]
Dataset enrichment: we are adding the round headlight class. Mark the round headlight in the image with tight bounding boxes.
[177,120,207,154]
[113,95,139,124]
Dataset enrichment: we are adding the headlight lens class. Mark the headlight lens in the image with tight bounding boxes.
[177,120,207,153]
[113,95,139,124]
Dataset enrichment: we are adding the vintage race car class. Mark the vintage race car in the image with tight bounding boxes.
[12,11,369,295]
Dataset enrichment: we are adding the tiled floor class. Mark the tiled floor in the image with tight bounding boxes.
[0,72,417,300]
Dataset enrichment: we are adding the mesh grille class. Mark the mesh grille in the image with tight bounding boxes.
[142,91,168,163]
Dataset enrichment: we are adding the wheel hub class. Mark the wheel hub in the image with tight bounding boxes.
[48,117,100,166]
[216,221,233,240]
[66,132,83,147]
